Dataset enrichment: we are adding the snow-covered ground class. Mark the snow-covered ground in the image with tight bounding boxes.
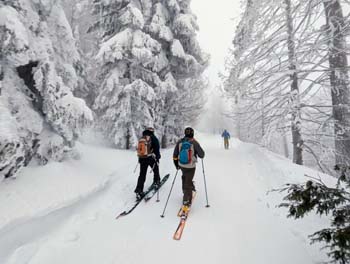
[0,132,331,264]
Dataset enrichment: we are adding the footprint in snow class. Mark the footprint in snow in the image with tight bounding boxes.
[87,212,99,221]
[64,232,80,243]
[6,242,38,264]
[290,229,307,243]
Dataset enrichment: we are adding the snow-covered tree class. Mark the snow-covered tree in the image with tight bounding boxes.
[62,0,100,106]
[0,0,92,179]
[224,0,350,173]
[225,0,305,162]
[91,0,208,148]
[322,0,350,168]
[179,77,208,125]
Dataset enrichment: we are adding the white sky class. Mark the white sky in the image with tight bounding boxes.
[191,0,242,86]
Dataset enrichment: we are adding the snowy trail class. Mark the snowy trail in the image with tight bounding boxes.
[2,133,327,264]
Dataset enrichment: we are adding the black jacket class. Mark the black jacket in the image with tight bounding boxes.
[142,130,161,160]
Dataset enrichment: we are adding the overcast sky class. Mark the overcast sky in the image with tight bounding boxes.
[191,0,241,86]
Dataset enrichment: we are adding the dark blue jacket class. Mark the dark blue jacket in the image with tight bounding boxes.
[221,130,230,139]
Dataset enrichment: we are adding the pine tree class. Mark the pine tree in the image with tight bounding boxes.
[92,0,161,148]
[158,0,209,147]
[0,0,92,179]
[61,0,97,106]
[279,166,350,263]
[92,0,208,148]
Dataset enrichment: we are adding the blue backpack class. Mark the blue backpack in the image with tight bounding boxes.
[179,140,193,164]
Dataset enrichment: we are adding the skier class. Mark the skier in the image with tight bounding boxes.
[221,129,231,149]
[173,127,205,211]
[134,127,161,199]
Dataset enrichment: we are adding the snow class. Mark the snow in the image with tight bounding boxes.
[148,3,174,42]
[0,131,330,263]
[153,50,170,72]
[167,0,181,14]
[171,39,186,58]
[0,6,29,53]
[96,29,133,62]
[159,26,174,41]
[0,100,18,142]
[173,14,198,36]
[97,29,161,64]
[119,6,145,29]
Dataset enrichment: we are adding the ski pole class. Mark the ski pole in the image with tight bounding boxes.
[133,162,139,174]
[201,159,210,208]
[160,170,179,218]
[153,160,161,202]
[156,186,160,202]
[150,157,161,202]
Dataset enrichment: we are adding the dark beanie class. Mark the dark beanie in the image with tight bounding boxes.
[184,127,194,138]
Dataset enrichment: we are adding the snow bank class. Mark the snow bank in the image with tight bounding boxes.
[0,143,136,231]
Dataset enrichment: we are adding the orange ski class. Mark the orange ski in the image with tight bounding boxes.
[173,191,196,240]
[173,217,186,240]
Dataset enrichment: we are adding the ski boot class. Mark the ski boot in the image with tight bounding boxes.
[135,191,145,201]
[152,180,160,190]
[180,201,191,217]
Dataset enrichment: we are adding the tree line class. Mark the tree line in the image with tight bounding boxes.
[0,0,208,179]
[224,0,350,174]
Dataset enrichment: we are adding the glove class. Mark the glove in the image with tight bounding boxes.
[173,159,179,170]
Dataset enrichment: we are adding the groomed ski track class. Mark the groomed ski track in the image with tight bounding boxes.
[0,132,327,264]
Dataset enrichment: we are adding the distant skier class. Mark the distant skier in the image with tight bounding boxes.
[134,127,161,199]
[221,129,231,149]
[173,127,205,211]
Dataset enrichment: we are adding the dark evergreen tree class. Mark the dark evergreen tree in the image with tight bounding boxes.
[279,166,350,264]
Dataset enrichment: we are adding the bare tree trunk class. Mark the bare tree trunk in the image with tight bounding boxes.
[323,0,350,166]
[161,115,168,148]
[126,127,130,150]
[261,90,265,138]
[161,133,167,148]
[0,64,3,96]
[285,0,303,165]
[283,134,289,158]
[235,95,241,140]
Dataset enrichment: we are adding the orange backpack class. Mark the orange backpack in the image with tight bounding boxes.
[137,136,152,158]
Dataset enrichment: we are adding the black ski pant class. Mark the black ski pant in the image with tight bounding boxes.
[180,167,196,204]
[135,156,160,193]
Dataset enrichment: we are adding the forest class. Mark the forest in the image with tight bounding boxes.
[0,0,208,179]
[224,0,350,175]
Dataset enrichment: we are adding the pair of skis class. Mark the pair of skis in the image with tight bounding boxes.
[116,174,170,219]
[115,175,197,241]
[173,191,196,240]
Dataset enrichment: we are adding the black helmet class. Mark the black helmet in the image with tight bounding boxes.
[143,127,154,136]
[142,130,149,136]
[184,127,194,138]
